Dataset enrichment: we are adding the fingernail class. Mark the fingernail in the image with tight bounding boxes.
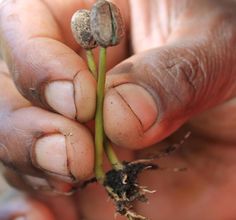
[33,134,70,176]
[45,81,76,119]
[24,175,51,191]
[115,83,158,131]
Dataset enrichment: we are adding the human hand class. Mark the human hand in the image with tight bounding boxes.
[1,0,236,220]
[0,0,129,192]
[0,0,129,219]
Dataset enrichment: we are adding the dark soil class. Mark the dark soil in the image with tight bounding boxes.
[81,160,157,219]
[104,161,157,211]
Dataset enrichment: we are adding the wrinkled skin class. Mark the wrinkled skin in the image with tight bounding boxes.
[0,0,236,219]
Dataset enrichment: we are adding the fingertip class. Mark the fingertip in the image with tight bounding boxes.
[65,127,94,181]
[74,69,97,122]
[6,106,94,182]
[44,70,96,122]
[104,83,158,149]
[5,36,96,121]
[104,87,144,149]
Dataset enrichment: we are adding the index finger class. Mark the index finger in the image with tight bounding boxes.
[0,0,96,122]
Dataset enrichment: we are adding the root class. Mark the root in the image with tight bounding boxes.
[103,161,157,220]
[81,133,190,220]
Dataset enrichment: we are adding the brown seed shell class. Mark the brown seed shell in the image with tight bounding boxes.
[90,0,125,47]
[71,9,98,49]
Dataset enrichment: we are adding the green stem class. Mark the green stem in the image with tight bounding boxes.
[87,47,123,178]
[86,50,97,80]
[105,139,123,170]
[95,47,107,183]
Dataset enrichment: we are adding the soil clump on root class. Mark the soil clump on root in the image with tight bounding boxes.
[83,160,158,220]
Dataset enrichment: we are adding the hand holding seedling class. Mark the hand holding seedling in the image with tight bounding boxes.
[71,2,160,219]
[1,0,236,219]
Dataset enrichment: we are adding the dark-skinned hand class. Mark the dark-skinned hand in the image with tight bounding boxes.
[0,0,236,219]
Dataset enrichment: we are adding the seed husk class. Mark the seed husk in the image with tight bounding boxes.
[90,0,125,47]
[71,9,98,49]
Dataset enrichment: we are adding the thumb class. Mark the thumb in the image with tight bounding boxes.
[104,14,236,149]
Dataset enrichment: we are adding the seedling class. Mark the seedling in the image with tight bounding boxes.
[71,1,189,219]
